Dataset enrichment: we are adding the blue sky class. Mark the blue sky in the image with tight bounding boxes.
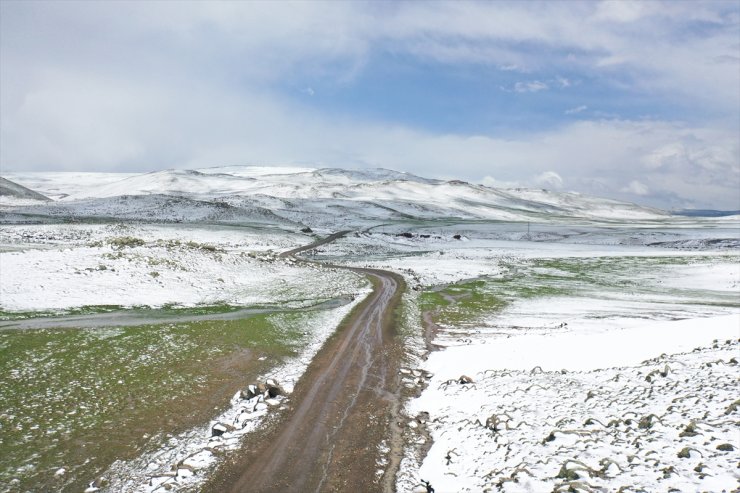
[1,0,738,209]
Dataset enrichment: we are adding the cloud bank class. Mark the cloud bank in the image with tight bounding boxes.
[1,1,738,210]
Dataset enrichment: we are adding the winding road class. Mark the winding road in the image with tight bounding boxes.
[209,232,405,493]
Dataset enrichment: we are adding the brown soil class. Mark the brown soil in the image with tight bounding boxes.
[59,348,273,492]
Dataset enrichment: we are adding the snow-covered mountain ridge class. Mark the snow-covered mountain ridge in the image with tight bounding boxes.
[1,166,675,226]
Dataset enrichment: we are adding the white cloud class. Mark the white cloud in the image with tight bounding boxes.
[2,71,737,209]
[3,1,736,108]
[534,171,564,189]
[481,176,521,189]
[565,105,588,115]
[621,180,650,196]
[592,1,652,23]
[0,1,738,210]
[510,75,576,93]
[498,64,527,72]
[555,76,572,88]
[514,80,549,93]
[1,64,736,209]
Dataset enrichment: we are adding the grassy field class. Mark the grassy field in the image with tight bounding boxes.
[420,255,739,327]
[420,280,505,326]
[0,309,317,492]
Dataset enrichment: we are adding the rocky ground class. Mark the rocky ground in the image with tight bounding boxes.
[403,338,739,493]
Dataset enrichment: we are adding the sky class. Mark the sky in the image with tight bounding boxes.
[1,1,739,210]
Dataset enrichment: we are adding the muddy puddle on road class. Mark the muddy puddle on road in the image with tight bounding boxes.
[0,304,339,493]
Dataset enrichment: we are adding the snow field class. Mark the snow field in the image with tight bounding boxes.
[408,340,738,492]
[393,246,739,493]
[329,232,739,290]
[0,224,361,312]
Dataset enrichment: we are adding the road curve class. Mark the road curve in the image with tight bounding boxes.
[278,230,350,258]
[210,232,405,493]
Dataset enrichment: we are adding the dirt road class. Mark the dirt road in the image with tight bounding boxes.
[278,230,350,258]
[209,232,405,493]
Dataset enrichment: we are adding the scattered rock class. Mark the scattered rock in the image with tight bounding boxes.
[724,399,740,415]
[485,413,511,432]
[92,476,108,488]
[264,398,281,407]
[677,447,691,459]
[300,227,313,233]
[637,414,661,430]
[239,378,289,413]
[678,421,699,437]
[265,379,284,398]
[716,443,734,451]
[240,384,259,400]
[211,423,234,437]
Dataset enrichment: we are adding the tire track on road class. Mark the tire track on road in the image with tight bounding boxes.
[209,231,405,493]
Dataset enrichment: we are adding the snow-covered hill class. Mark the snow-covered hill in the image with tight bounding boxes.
[2,171,139,200]
[0,177,51,205]
[1,166,671,226]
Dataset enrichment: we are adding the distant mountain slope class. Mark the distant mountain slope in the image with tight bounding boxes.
[674,209,740,218]
[0,176,51,203]
[1,166,672,225]
[1,193,298,226]
[63,169,259,200]
[2,171,139,200]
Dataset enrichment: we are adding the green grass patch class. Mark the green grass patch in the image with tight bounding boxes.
[107,236,145,249]
[420,254,739,329]
[0,303,263,322]
[0,305,127,321]
[421,280,506,326]
[0,309,314,492]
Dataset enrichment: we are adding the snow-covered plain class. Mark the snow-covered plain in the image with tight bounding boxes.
[0,223,362,313]
[1,166,738,493]
[378,240,740,493]
[304,211,738,493]
[407,331,738,493]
